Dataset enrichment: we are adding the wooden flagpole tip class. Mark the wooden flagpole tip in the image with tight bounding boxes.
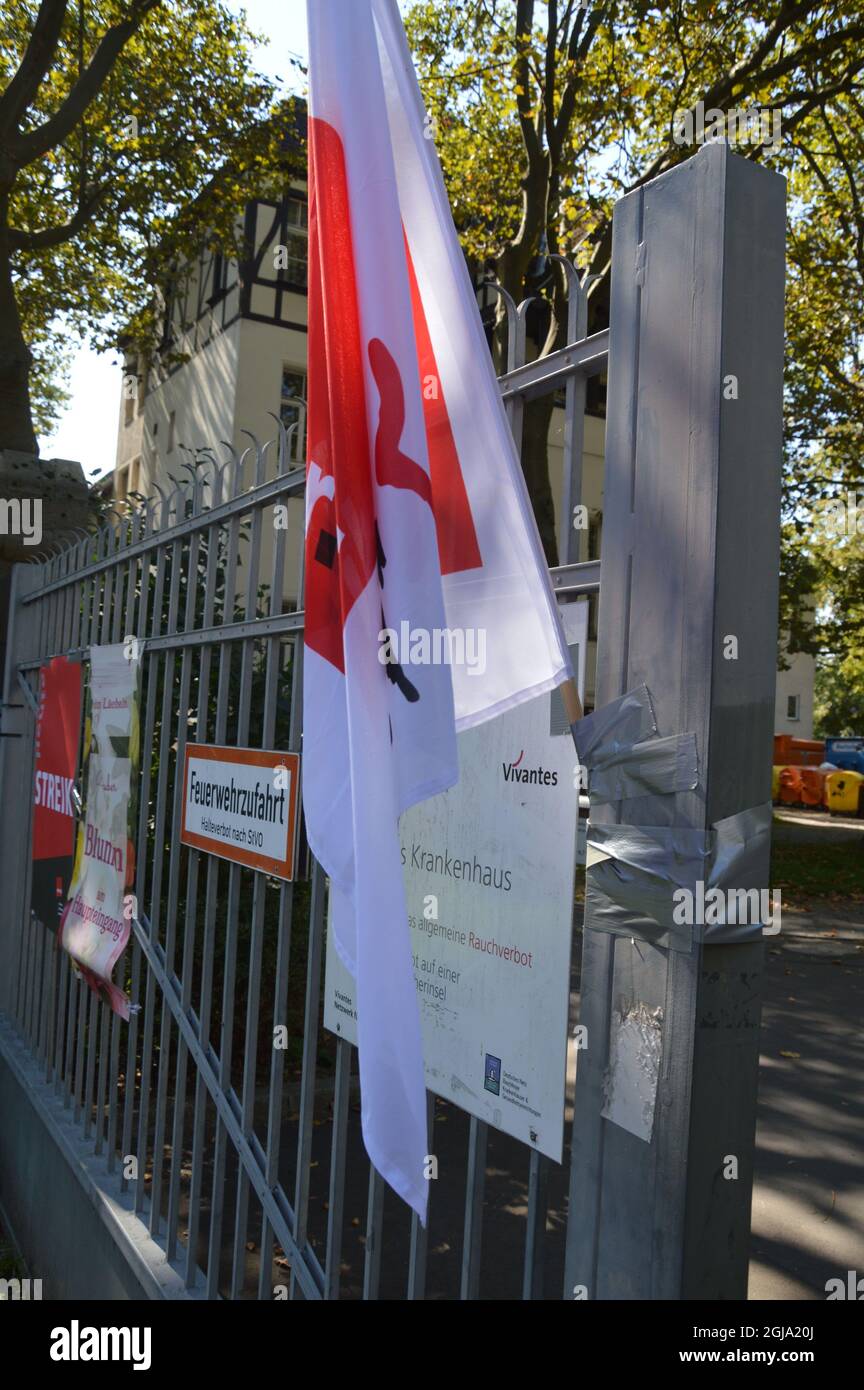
[560,677,583,726]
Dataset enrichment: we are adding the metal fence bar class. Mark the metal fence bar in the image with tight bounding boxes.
[362,1165,385,1301]
[133,495,172,1213]
[151,478,203,1239]
[34,557,63,1077]
[185,448,242,1290]
[522,1150,549,1300]
[18,578,46,1041]
[166,458,224,1265]
[47,547,77,1092]
[207,442,266,1296]
[120,500,155,1195]
[17,607,306,672]
[62,958,78,1108]
[74,554,105,1128]
[231,445,287,1297]
[288,856,327,1299]
[259,456,306,1298]
[106,509,142,1172]
[323,1038,352,1300]
[406,1091,434,1300]
[258,878,295,1300]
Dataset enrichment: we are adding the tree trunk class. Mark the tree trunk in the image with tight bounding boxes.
[0,197,37,455]
[521,390,559,566]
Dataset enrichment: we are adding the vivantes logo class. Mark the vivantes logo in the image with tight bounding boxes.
[501,750,559,787]
[50,1321,152,1370]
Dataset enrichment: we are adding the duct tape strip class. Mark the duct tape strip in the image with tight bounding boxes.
[587,732,698,804]
[571,684,657,767]
[585,801,774,951]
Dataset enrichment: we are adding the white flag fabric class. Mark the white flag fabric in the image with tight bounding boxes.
[304,0,573,1221]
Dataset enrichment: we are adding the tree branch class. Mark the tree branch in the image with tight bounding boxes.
[0,0,69,138]
[543,0,558,157]
[514,0,541,165]
[552,2,606,163]
[8,181,104,250]
[11,0,162,166]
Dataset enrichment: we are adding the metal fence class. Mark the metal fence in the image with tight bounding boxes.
[0,266,608,1299]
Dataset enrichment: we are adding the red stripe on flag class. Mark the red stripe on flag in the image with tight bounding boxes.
[369,336,433,507]
[305,117,378,674]
[404,235,482,576]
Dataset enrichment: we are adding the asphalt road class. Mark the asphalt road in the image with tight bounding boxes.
[749,903,864,1299]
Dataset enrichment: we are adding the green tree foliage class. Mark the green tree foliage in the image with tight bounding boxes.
[406,0,864,724]
[0,0,298,453]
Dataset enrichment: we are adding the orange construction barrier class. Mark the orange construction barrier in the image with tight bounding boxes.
[778,765,803,805]
[799,767,826,808]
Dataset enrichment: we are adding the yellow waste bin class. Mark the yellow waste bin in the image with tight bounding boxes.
[771,765,783,801]
[825,769,864,817]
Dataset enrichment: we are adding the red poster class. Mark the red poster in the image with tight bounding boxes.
[31,655,83,930]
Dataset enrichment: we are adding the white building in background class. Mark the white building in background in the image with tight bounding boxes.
[114,188,311,498]
[774,649,816,737]
[109,180,811,729]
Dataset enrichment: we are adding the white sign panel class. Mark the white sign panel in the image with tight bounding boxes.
[324,601,587,1161]
[180,745,300,880]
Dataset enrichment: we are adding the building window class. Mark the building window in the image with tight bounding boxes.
[277,197,308,289]
[281,369,307,460]
[787,694,800,721]
[210,251,227,303]
[159,281,176,349]
[281,369,306,423]
[167,410,176,455]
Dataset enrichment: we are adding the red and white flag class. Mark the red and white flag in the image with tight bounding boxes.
[304,0,573,1221]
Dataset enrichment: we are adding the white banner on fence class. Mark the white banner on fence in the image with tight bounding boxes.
[324,600,587,1160]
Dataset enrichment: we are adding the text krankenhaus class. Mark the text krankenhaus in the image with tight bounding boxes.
[187,770,287,825]
[402,840,512,891]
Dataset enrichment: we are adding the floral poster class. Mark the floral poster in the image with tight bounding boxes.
[60,643,141,1019]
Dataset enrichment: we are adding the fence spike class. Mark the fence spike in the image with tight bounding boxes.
[268,411,291,476]
[153,481,171,532]
[218,441,244,499]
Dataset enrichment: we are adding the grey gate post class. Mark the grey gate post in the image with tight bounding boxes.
[565,141,786,1299]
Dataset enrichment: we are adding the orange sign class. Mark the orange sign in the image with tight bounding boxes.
[180,744,300,880]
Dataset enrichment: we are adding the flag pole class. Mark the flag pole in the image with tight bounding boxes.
[560,676,584,726]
